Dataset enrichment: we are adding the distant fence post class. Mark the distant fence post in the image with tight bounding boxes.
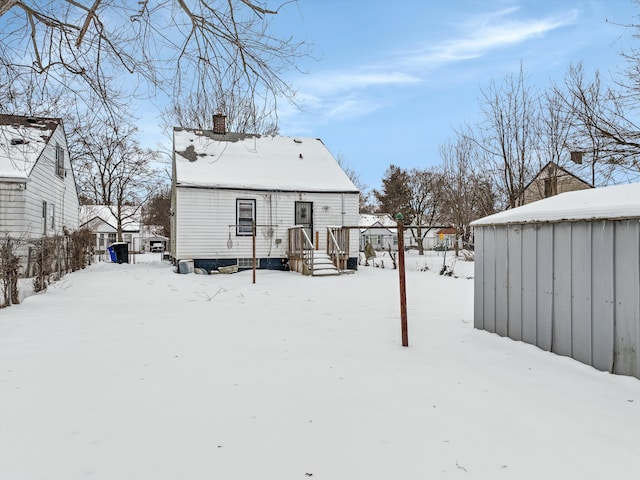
[252,221,256,284]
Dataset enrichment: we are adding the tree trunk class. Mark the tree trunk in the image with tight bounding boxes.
[416,227,424,255]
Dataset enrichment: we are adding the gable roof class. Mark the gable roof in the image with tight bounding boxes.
[359,213,397,228]
[173,128,358,193]
[0,115,61,181]
[79,205,141,232]
[472,182,640,226]
[524,161,593,192]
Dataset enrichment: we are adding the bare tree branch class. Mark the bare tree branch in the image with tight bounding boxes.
[1,1,307,129]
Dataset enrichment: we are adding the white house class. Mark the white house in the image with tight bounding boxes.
[0,114,79,243]
[171,119,359,274]
[359,213,442,251]
[359,213,397,251]
[472,183,640,379]
[79,205,143,253]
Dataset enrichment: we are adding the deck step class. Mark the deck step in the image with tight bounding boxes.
[311,253,340,276]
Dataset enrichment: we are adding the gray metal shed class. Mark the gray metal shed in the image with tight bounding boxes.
[471,183,640,379]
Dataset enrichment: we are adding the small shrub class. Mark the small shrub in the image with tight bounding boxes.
[0,237,20,307]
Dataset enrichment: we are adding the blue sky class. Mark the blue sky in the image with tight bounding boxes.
[140,0,637,191]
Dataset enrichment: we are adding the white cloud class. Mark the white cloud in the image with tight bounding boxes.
[297,70,423,99]
[282,6,580,130]
[325,96,385,119]
[397,7,580,69]
[280,71,412,130]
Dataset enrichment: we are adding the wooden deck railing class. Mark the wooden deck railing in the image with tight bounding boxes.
[327,226,349,272]
[289,226,352,275]
[288,226,315,275]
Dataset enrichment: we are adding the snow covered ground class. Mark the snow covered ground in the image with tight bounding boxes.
[1,251,639,479]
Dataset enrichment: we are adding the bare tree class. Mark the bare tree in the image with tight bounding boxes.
[472,65,539,209]
[375,165,445,255]
[0,1,307,125]
[404,168,446,255]
[144,187,171,238]
[538,84,575,169]
[440,134,496,254]
[336,152,374,213]
[75,119,162,241]
[557,63,639,185]
[163,78,280,135]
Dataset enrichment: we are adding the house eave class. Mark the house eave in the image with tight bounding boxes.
[471,215,640,228]
[175,183,359,195]
[0,174,29,183]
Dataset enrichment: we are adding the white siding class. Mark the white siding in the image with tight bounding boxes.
[1,124,79,240]
[475,219,640,379]
[0,181,26,237]
[174,187,359,261]
[29,126,79,237]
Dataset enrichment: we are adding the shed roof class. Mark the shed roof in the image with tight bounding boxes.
[0,115,60,180]
[471,182,640,226]
[173,128,358,193]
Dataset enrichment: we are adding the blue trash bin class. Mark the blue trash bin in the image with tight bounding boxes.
[110,242,129,263]
[107,246,117,262]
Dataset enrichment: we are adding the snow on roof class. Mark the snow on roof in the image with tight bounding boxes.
[173,128,358,192]
[359,213,397,228]
[0,115,60,180]
[79,205,141,231]
[472,182,640,226]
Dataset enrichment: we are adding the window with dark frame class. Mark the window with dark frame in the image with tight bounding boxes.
[42,200,47,234]
[236,199,256,236]
[55,144,64,178]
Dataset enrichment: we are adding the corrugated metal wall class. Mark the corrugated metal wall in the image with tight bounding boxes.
[474,219,640,379]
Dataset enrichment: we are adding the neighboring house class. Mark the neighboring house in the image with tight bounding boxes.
[79,205,142,253]
[403,228,438,251]
[520,161,592,205]
[472,182,640,379]
[434,227,457,250]
[0,114,79,243]
[359,213,397,251]
[359,214,442,251]
[171,117,360,274]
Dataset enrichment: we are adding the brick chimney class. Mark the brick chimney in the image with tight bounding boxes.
[213,113,226,134]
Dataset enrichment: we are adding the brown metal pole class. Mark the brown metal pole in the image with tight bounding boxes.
[252,221,256,284]
[397,217,408,347]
